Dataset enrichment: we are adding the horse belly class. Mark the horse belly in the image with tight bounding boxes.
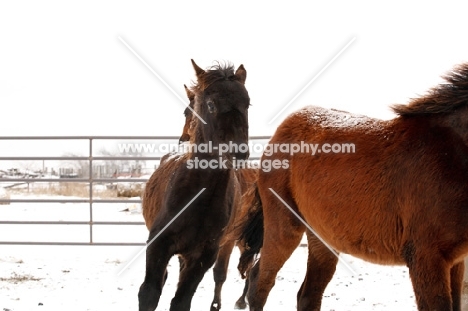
[300,201,405,265]
[290,166,404,266]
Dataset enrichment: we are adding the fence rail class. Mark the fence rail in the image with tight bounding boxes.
[0,135,270,246]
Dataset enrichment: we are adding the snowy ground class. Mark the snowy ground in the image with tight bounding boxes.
[1,193,467,310]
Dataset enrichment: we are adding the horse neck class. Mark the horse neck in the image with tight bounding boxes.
[434,105,468,146]
[186,128,235,170]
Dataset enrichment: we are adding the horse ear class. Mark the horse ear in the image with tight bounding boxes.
[184,84,195,100]
[235,64,247,84]
[191,59,205,78]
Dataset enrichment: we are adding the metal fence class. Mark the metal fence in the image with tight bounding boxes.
[0,136,269,246]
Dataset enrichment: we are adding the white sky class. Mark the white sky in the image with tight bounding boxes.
[1,1,468,157]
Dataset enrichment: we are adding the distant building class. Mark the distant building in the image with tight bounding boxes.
[59,168,79,178]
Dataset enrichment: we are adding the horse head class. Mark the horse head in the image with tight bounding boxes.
[189,59,250,161]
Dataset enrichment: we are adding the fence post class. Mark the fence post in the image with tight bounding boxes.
[89,138,93,244]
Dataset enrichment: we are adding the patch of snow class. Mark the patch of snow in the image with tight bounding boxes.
[162,143,190,163]
[295,106,383,130]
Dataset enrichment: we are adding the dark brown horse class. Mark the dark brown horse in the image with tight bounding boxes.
[178,84,257,310]
[239,63,468,310]
[152,82,257,310]
[139,59,250,311]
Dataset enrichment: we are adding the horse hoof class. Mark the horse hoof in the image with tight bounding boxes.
[210,302,221,311]
[234,299,247,309]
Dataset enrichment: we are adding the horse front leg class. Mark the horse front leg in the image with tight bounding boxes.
[170,246,219,311]
[211,239,236,311]
[138,239,173,311]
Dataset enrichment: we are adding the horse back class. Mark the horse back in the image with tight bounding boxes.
[261,105,468,264]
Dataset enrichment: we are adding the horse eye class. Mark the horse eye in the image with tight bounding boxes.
[207,100,216,113]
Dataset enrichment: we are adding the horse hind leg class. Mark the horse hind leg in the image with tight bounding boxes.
[211,239,236,311]
[297,231,339,311]
[402,242,453,310]
[234,243,251,309]
[169,246,219,311]
[247,212,305,310]
[450,261,464,311]
[234,274,249,309]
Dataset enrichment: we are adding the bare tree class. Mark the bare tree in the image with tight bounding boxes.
[97,147,146,178]
[61,153,89,178]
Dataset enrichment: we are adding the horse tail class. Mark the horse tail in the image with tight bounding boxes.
[236,181,264,278]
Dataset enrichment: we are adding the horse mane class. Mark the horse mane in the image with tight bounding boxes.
[190,61,237,92]
[392,63,468,116]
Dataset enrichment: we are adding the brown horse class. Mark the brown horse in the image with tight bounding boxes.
[139,59,250,311]
[239,62,468,310]
[158,85,195,165]
[148,82,257,310]
[179,84,196,144]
